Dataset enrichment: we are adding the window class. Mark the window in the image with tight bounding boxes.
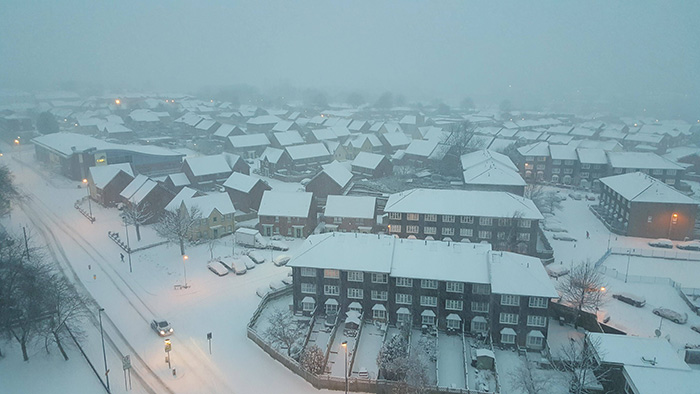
[347,271,364,282]
[212,216,218,223]
[461,216,474,224]
[442,227,455,236]
[325,302,338,315]
[302,298,315,312]
[446,282,464,293]
[324,269,339,279]
[479,217,493,226]
[581,163,590,169]
[564,160,574,166]
[563,168,573,174]
[275,216,279,223]
[371,273,388,284]
[499,313,519,325]
[373,308,386,320]
[652,169,663,175]
[420,296,437,307]
[537,156,547,162]
[347,288,364,299]
[551,168,561,174]
[445,300,463,311]
[501,332,516,344]
[407,213,419,221]
[421,314,435,326]
[526,334,544,348]
[529,297,547,308]
[472,284,490,295]
[424,226,437,235]
[580,172,589,179]
[536,164,546,170]
[301,283,316,294]
[478,231,491,239]
[421,279,438,289]
[527,315,547,327]
[388,212,402,220]
[519,219,531,228]
[389,224,401,233]
[424,214,437,222]
[501,294,520,306]
[324,285,339,296]
[406,225,419,234]
[471,318,488,333]
[517,233,531,241]
[497,232,506,240]
[446,318,460,330]
[333,217,342,224]
[442,215,455,223]
[459,228,473,237]
[498,218,511,227]
[396,293,412,305]
[647,215,653,223]
[371,290,388,301]
[395,277,413,287]
[471,301,489,313]
[667,169,676,176]
[551,159,561,165]
[301,267,316,277]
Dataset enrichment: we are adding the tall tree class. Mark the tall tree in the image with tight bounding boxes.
[510,358,555,394]
[36,111,59,135]
[375,92,394,109]
[377,332,408,380]
[264,309,306,357]
[0,165,19,216]
[300,344,326,375]
[154,207,201,255]
[557,262,606,327]
[41,274,88,360]
[120,201,154,242]
[555,335,611,394]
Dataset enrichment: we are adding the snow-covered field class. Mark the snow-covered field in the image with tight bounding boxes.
[602,253,700,287]
[437,333,465,389]
[350,323,385,379]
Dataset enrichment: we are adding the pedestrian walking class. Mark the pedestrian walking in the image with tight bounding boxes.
[120,252,125,262]
[586,231,590,239]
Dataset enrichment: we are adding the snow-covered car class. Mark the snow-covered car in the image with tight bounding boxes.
[568,192,583,200]
[282,276,293,286]
[586,194,596,201]
[652,308,687,324]
[247,250,266,264]
[256,286,270,298]
[240,255,256,270]
[207,261,229,276]
[691,325,700,334]
[268,240,290,251]
[546,265,570,278]
[273,254,291,267]
[151,320,174,336]
[648,239,673,248]
[553,234,577,242]
[231,258,247,275]
[543,225,568,233]
[269,279,287,291]
[612,292,646,308]
[677,241,700,251]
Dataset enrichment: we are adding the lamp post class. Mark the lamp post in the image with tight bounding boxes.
[164,338,172,369]
[625,249,631,283]
[98,308,110,392]
[82,178,93,221]
[341,341,348,394]
[124,218,132,273]
[668,213,678,239]
[182,255,188,288]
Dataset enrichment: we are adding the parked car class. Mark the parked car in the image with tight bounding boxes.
[273,254,291,267]
[247,250,266,264]
[652,308,688,324]
[648,239,673,248]
[691,325,700,334]
[553,234,577,242]
[677,241,700,251]
[151,320,174,336]
[230,258,247,275]
[612,292,646,308]
[256,286,270,298]
[269,240,290,251]
[207,261,229,276]
[568,192,583,200]
[269,279,287,291]
[586,194,596,201]
[546,265,570,278]
[240,255,256,270]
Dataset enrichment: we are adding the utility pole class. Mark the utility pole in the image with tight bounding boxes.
[98,308,110,392]
[23,226,29,259]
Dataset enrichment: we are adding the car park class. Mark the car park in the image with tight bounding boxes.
[151,320,174,336]
[652,308,687,324]
[568,192,583,200]
[240,255,256,270]
[269,240,290,251]
[648,239,673,248]
[677,241,700,251]
[612,292,646,307]
[247,250,266,264]
[207,261,229,276]
[273,255,291,266]
[231,258,247,275]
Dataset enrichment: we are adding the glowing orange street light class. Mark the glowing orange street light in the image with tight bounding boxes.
[82,179,93,220]
[182,255,189,288]
[115,99,121,105]
[600,287,606,292]
[14,139,19,145]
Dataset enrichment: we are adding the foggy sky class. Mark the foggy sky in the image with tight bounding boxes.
[1,1,699,108]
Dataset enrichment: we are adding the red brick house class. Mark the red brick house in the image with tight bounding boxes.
[323,195,377,233]
[258,191,315,238]
[223,172,271,213]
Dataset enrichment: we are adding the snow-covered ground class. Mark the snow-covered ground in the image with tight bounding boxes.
[350,322,385,379]
[437,333,465,389]
[495,349,568,394]
[409,329,437,385]
[602,253,700,287]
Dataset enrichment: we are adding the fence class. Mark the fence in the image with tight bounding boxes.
[610,246,700,261]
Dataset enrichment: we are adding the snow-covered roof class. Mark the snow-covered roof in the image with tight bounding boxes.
[89,163,133,189]
[260,147,284,164]
[546,125,573,135]
[182,192,235,217]
[246,115,281,125]
[184,154,232,177]
[549,145,578,161]
[569,127,596,137]
[271,120,297,133]
[285,143,330,161]
[330,126,351,139]
[213,124,239,138]
[599,172,697,205]
[290,233,552,293]
[663,147,700,162]
[489,252,558,297]
[311,128,338,141]
[104,123,132,134]
[167,172,191,187]
[195,119,217,131]
[588,333,691,370]
[32,132,184,158]
[273,130,304,146]
[576,148,607,164]
[607,152,684,170]
[385,189,543,220]
[165,187,198,211]
[460,150,518,172]
[228,133,270,148]
[346,134,382,149]
[404,139,439,158]
[223,172,263,193]
[128,109,160,122]
[623,365,700,394]
[352,151,385,170]
[319,161,353,188]
[324,195,376,219]
[517,141,550,157]
[462,162,526,186]
[120,175,157,204]
[258,191,312,218]
[381,132,411,147]
[624,133,664,144]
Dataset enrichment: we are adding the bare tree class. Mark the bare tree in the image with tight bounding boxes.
[555,335,610,394]
[300,344,326,375]
[557,262,606,327]
[390,353,430,394]
[528,185,562,214]
[0,165,19,216]
[377,332,409,380]
[154,206,202,255]
[264,309,306,357]
[442,120,476,158]
[120,201,154,242]
[510,358,554,394]
[41,274,88,360]
[500,211,525,253]
[205,235,219,260]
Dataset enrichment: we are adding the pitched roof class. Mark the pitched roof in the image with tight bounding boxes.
[166,172,191,187]
[165,187,198,211]
[317,161,353,188]
[599,172,697,205]
[607,152,684,170]
[549,144,578,161]
[405,139,439,157]
[272,130,304,146]
[517,141,550,157]
[120,175,157,204]
[576,148,607,164]
[228,133,270,148]
[462,162,526,186]
[195,119,217,131]
[213,123,238,138]
[385,189,543,219]
[184,154,232,177]
[260,147,284,164]
[489,252,558,297]
[258,191,312,218]
[285,143,330,161]
[381,132,411,147]
[352,152,385,170]
[89,163,134,189]
[588,333,691,370]
[31,132,184,158]
[182,192,235,217]
[223,172,264,193]
[324,195,376,219]
[460,150,517,172]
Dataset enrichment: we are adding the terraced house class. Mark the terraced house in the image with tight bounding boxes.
[384,189,543,255]
[289,233,557,349]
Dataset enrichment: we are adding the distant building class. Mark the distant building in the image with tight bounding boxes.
[166,192,235,240]
[222,172,271,213]
[305,161,353,200]
[351,152,393,178]
[323,195,377,233]
[87,163,134,207]
[119,175,174,223]
[258,191,315,238]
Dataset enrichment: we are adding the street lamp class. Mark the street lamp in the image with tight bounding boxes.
[123,216,132,273]
[82,179,93,221]
[98,308,110,392]
[182,255,188,288]
[341,341,348,394]
[164,338,172,369]
[668,213,678,239]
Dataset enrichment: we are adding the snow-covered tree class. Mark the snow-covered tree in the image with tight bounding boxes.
[510,358,553,394]
[377,333,408,380]
[0,165,19,216]
[154,206,201,255]
[264,309,306,357]
[389,352,430,394]
[120,200,154,242]
[300,344,325,375]
[41,274,88,360]
[557,262,606,327]
[555,335,610,394]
